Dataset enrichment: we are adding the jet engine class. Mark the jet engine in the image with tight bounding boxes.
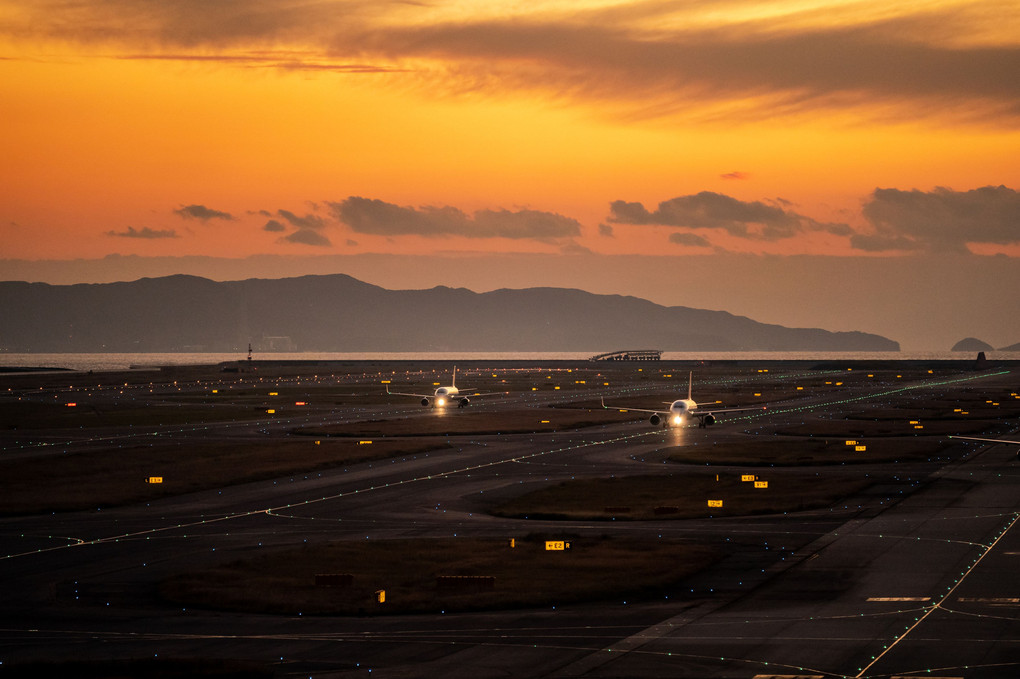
[421,398,431,407]
[649,413,661,426]
[458,397,470,408]
[702,414,716,427]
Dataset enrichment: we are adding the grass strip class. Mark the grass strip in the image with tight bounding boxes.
[160,535,720,615]
[491,471,871,520]
[0,439,446,515]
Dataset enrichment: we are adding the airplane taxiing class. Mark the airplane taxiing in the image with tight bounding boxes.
[602,371,766,428]
[385,366,503,408]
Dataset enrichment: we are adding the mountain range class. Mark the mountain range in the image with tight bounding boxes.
[0,274,899,353]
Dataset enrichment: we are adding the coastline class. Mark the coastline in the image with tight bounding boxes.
[2,351,1018,376]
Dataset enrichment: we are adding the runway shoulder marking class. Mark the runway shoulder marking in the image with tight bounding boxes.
[957,597,1019,605]
[866,597,931,602]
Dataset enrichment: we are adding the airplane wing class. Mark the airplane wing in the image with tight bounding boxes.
[601,397,764,415]
[385,386,507,399]
[600,397,667,417]
[948,435,1020,445]
[697,405,767,415]
[385,386,432,399]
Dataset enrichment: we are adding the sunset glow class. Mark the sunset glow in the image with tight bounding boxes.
[1,0,1018,349]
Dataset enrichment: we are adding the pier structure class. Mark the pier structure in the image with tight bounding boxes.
[588,349,662,362]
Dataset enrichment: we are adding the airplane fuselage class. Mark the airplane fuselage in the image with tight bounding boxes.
[667,399,696,425]
[432,386,460,407]
[656,399,718,428]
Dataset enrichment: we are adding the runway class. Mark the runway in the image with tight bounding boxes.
[1,361,1017,677]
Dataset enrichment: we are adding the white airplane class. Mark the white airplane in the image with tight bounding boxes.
[385,366,503,408]
[602,372,766,428]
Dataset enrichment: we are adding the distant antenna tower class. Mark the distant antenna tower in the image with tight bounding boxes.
[247,343,253,362]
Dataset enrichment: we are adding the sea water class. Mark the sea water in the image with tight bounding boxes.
[0,350,1010,373]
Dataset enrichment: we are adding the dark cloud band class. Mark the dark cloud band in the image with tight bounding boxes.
[329,197,581,240]
[608,191,837,242]
[853,185,1020,253]
[7,2,1017,126]
[173,204,234,221]
[105,226,179,239]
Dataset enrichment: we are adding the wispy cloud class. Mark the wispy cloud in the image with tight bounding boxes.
[329,197,581,240]
[277,209,325,230]
[281,229,332,247]
[609,191,848,242]
[117,52,406,74]
[852,185,1020,253]
[396,18,1019,125]
[611,185,1020,253]
[263,208,330,244]
[668,231,712,248]
[173,204,234,221]
[5,1,1017,126]
[105,226,178,239]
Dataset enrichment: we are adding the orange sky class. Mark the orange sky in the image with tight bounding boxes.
[2,0,1019,261]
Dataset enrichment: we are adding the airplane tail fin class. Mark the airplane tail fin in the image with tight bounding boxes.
[452,365,457,388]
[687,371,693,400]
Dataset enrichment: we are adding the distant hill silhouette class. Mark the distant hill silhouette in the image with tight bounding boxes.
[0,274,899,352]
[951,337,994,352]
